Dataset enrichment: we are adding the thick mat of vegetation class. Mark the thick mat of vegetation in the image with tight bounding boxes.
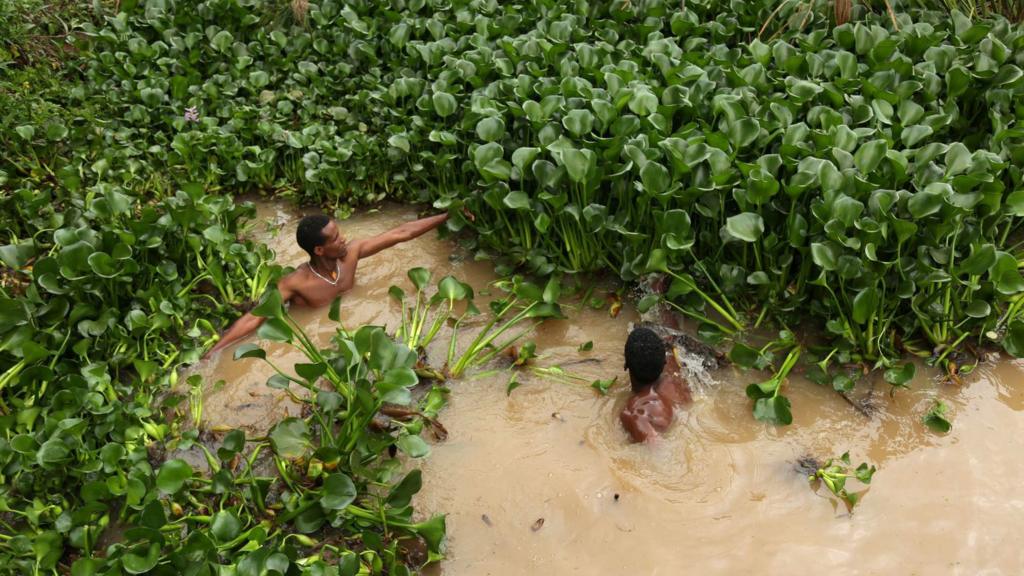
[3,0,1024,573]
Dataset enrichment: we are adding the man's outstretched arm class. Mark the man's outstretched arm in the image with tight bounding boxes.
[356,212,449,259]
[203,280,295,359]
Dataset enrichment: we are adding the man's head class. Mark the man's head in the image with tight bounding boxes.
[296,214,348,259]
[624,327,666,391]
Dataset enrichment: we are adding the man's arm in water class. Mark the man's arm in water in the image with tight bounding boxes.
[355,212,449,258]
[203,277,296,359]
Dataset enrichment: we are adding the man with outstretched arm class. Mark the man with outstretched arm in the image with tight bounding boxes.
[203,211,450,359]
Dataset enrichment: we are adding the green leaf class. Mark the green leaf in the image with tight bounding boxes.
[252,289,284,318]
[122,543,160,575]
[591,377,616,395]
[397,434,430,458]
[211,30,234,52]
[752,395,793,425]
[960,244,996,276]
[269,418,310,459]
[211,510,242,543]
[884,363,916,387]
[560,148,593,183]
[901,125,932,147]
[645,249,669,273]
[578,341,593,352]
[233,343,266,360]
[562,109,594,136]
[432,91,458,117]
[923,401,952,433]
[640,161,670,195]
[810,242,838,271]
[15,125,35,141]
[1003,320,1024,357]
[409,515,447,555]
[408,267,431,290]
[511,147,540,173]
[854,139,887,174]
[729,342,761,369]
[506,374,522,396]
[725,213,764,243]
[628,86,659,116]
[321,473,357,510]
[156,459,193,494]
[476,117,505,142]
[503,191,530,210]
[257,317,293,343]
[851,287,878,324]
[388,469,423,508]
[991,252,1024,295]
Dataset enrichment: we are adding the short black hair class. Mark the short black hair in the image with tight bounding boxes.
[624,327,666,391]
[296,214,331,258]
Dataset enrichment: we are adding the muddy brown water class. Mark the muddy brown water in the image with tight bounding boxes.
[193,202,1024,575]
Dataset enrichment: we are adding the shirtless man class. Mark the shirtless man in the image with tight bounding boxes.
[619,327,692,443]
[203,211,450,358]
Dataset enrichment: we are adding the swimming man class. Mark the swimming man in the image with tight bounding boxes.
[620,327,692,443]
[204,211,451,358]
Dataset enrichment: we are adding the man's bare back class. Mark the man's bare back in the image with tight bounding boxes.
[204,211,451,358]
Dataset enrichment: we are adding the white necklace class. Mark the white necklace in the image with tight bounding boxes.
[308,260,340,285]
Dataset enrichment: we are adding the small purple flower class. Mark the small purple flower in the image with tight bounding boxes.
[183,106,200,123]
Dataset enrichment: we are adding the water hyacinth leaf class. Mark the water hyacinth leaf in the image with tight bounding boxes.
[851,287,878,324]
[37,438,70,467]
[211,510,242,543]
[991,252,1024,295]
[476,117,505,142]
[965,300,991,318]
[832,374,855,393]
[122,543,161,575]
[15,124,35,141]
[729,117,760,149]
[923,401,952,433]
[753,396,793,425]
[408,267,431,290]
[901,125,933,147]
[410,515,447,555]
[1006,190,1024,216]
[811,242,839,271]
[725,213,764,243]
[511,147,540,172]
[559,148,593,183]
[432,91,458,117]
[388,469,423,508]
[640,161,670,195]
[747,168,779,204]
[1003,320,1024,357]
[257,317,293,343]
[562,109,594,136]
[628,86,659,116]
[211,30,234,52]
[320,473,357,510]
[397,434,430,458]
[156,459,193,494]
[233,343,266,360]
[645,249,669,274]
[503,191,530,210]
[960,244,996,276]
[854,139,887,174]
[269,418,310,459]
[728,342,761,369]
[884,363,916,387]
[437,276,469,301]
[252,289,284,318]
